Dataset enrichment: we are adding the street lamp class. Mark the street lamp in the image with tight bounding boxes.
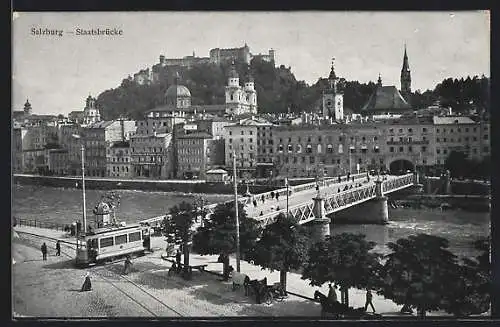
[232,150,241,272]
[72,134,87,236]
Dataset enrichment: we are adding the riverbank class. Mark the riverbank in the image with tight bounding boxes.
[13,174,277,194]
[389,194,490,212]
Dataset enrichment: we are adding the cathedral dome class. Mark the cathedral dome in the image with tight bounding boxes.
[165,84,191,99]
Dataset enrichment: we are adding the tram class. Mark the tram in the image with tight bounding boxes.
[75,223,151,267]
[75,201,151,267]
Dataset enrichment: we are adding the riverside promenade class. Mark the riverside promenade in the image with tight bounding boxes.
[12,225,454,318]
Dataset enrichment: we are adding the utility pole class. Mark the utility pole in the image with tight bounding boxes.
[80,144,87,235]
[233,150,241,272]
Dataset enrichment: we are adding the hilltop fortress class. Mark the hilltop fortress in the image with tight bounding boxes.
[132,43,275,85]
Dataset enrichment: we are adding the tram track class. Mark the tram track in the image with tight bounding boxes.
[15,231,273,316]
[14,231,183,317]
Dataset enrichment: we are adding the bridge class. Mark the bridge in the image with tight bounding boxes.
[139,172,417,237]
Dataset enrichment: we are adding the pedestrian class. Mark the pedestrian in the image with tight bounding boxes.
[270,191,275,199]
[41,243,47,261]
[338,175,341,183]
[328,283,338,303]
[175,249,182,271]
[364,289,376,313]
[315,184,320,191]
[260,211,263,216]
[123,256,133,275]
[55,240,61,256]
[276,193,279,201]
[352,176,355,182]
[347,172,350,180]
[80,272,92,292]
[261,195,265,203]
[253,199,257,207]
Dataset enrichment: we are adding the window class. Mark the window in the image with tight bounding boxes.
[390,147,394,153]
[423,128,427,133]
[408,128,413,133]
[229,138,232,143]
[310,156,315,164]
[288,144,293,152]
[240,138,244,143]
[437,149,440,154]
[436,128,440,133]
[297,144,302,153]
[473,137,478,141]
[317,144,322,153]
[229,131,232,136]
[473,148,477,154]
[249,131,253,135]
[443,149,448,154]
[484,146,489,152]
[399,147,404,152]
[483,134,489,140]
[249,138,253,143]
[443,138,447,142]
[100,237,114,248]
[465,128,469,132]
[389,128,394,133]
[399,129,403,133]
[306,145,312,153]
[408,146,413,152]
[374,136,378,141]
[293,157,297,163]
[115,234,127,245]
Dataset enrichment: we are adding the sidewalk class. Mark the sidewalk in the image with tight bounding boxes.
[15,226,458,317]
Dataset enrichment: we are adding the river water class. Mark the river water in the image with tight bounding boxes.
[12,184,489,259]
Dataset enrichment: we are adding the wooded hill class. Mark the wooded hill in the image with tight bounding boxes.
[95,58,490,121]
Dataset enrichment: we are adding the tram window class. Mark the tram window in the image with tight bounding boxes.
[115,234,127,245]
[129,232,141,242]
[100,237,114,248]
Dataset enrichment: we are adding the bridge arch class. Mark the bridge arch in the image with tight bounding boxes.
[389,158,415,174]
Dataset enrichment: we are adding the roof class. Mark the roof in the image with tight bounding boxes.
[165,84,191,98]
[225,117,272,127]
[111,141,130,148]
[86,121,115,129]
[433,116,476,125]
[177,132,212,139]
[190,105,227,113]
[206,169,228,174]
[362,86,412,111]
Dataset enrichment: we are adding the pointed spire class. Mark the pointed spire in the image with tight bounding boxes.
[402,44,410,72]
[377,73,382,87]
[328,57,337,81]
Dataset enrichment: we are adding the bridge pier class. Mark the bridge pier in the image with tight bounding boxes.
[311,194,331,239]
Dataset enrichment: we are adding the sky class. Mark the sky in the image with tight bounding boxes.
[12,11,490,115]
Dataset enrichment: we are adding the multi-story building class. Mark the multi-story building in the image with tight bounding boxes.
[195,118,229,166]
[48,149,69,175]
[175,131,212,179]
[81,120,136,177]
[210,44,252,65]
[433,116,490,167]
[107,141,132,178]
[224,117,271,179]
[130,132,174,178]
[382,117,436,172]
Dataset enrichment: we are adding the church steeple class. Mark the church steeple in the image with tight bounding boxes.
[377,73,382,87]
[23,98,32,115]
[400,44,412,103]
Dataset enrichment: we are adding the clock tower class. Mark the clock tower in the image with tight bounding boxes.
[322,58,344,121]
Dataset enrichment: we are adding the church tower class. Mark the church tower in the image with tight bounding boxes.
[400,44,412,103]
[322,58,344,121]
[23,99,32,116]
[83,94,101,125]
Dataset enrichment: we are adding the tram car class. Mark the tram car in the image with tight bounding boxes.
[75,223,150,267]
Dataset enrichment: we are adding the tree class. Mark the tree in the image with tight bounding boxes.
[192,202,262,280]
[163,201,198,280]
[249,213,309,291]
[444,150,470,178]
[442,237,490,317]
[377,234,459,318]
[301,233,382,306]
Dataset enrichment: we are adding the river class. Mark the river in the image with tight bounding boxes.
[12,184,489,259]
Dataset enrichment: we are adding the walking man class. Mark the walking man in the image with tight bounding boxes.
[55,240,61,256]
[123,256,133,275]
[175,249,182,273]
[364,289,376,312]
[41,242,47,261]
[328,283,338,303]
[261,194,265,204]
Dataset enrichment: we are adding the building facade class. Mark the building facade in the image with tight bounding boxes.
[225,62,257,115]
[107,141,132,178]
[176,132,212,179]
[130,132,174,178]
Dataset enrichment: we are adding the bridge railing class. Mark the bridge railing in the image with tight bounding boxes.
[382,173,414,193]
